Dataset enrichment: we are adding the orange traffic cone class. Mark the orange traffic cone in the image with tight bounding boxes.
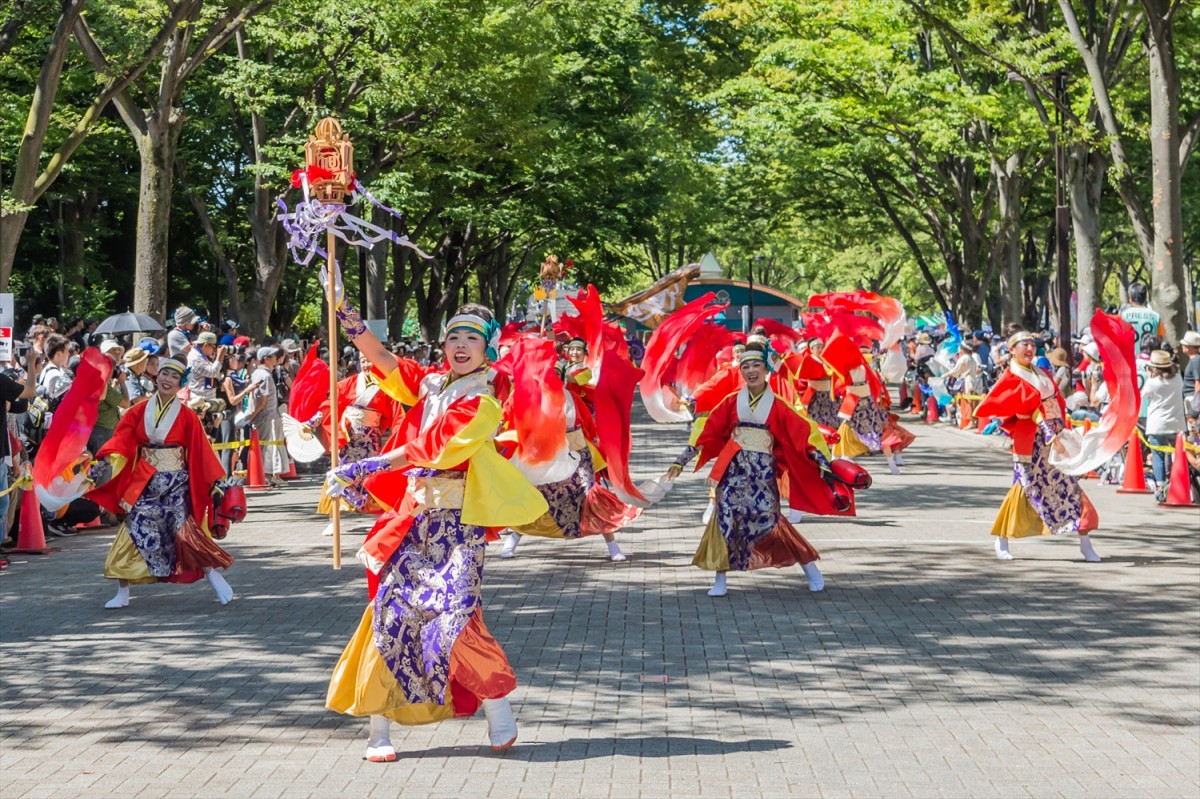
[925,395,939,424]
[1160,432,1199,508]
[1081,418,1093,435]
[1116,430,1152,494]
[958,398,972,429]
[244,429,272,492]
[279,457,300,481]
[976,412,990,433]
[12,488,53,554]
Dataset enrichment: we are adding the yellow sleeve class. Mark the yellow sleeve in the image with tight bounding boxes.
[376,361,423,406]
[407,395,549,527]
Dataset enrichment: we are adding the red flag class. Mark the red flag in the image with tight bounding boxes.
[33,348,113,509]
[639,293,725,422]
[289,340,331,422]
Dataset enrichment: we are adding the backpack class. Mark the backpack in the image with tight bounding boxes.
[24,366,67,448]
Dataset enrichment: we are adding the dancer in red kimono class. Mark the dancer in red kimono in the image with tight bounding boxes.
[669,344,870,596]
[87,358,235,608]
[323,296,551,761]
[975,331,1102,562]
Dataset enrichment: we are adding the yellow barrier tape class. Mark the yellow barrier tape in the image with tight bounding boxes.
[0,472,32,498]
[211,439,286,451]
[1135,427,1200,455]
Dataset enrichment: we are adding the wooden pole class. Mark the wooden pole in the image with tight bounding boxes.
[326,229,342,569]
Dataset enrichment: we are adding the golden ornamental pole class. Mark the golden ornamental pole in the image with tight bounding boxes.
[306,117,354,569]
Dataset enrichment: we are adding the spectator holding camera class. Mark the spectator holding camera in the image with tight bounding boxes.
[186,331,226,414]
[122,347,154,404]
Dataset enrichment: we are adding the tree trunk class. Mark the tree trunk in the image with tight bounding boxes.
[994,154,1023,327]
[1145,6,1187,343]
[1068,143,1105,331]
[133,114,183,321]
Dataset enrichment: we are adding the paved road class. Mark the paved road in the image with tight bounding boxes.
[2,413,1197,799]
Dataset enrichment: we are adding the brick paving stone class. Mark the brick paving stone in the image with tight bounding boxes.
[2,417,1198,798]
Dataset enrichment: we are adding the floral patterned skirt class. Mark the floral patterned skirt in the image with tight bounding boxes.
[990,418,1099,537]
[806,392,840,430]
[691,449,819,572]
[325,505,516,724]
[102,468,233,584]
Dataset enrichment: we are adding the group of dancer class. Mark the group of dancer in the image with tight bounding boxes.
[65,282,1139,762]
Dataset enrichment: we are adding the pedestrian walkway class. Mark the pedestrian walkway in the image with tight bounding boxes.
[1,417,1197,798]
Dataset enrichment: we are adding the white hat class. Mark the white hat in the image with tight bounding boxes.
[99,339,123,355]
[1181,331,1200,347]
[256,346,280,360]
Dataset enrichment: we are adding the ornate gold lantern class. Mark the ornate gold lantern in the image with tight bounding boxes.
[304,117,354,204]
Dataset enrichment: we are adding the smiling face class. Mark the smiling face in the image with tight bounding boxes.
[1011,338,1036,368]
[444,329,488,376]
[740,357,767,390]
[566,344,586,364]
[156,367,183,396]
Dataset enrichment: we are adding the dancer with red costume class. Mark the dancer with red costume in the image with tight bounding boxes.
[86,358,235,608]
[974,315,1137,563]
[668,343,871,597]
[499,333,635,562]
[322,291,552,760]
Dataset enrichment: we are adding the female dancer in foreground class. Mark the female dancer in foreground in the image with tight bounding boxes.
[323,297,550,760]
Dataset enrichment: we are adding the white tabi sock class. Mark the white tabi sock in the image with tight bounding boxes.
[203,567,234,605]
[606,539,626,562]
[893,454,905,466]
[994,537,1014,561]
[887,456,900,475]
[802,561,825,592]
[499,533,520,558]
[104,585,130,609]
[482,697,518,751]
[708,572,728,597]
[1079,535,1101,562]
[365,715,396,762]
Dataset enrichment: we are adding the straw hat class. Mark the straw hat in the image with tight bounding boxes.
[1148,350,1174,369]
[1047,347,1069,368]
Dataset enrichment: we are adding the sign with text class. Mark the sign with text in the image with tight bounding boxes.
[0,327,12,362]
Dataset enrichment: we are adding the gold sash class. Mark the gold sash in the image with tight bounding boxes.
[409,474,466,512]
[732,426,773,453]
[140,446,185,472]
[566,427,588,453]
